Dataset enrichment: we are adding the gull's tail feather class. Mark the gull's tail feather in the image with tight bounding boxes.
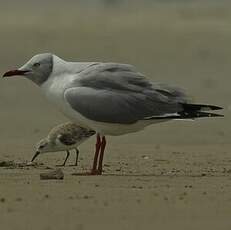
[144,103,224,120]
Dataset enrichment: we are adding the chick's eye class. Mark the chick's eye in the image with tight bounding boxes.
[33,62,40,67]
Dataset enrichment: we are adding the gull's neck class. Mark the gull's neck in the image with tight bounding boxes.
[52,55,96,77]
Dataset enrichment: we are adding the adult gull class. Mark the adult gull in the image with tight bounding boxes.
[3,53,223,175]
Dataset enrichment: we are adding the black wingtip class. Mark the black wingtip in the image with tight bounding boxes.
[182,103,223,111]
[205,105,223,111]
[205,113,224,118]
[145,112,224,120]
[184,111,224,119]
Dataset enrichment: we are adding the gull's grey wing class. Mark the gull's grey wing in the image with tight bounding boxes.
[64,63,188,124]
[74,63,188,101]
[71,63,153,92]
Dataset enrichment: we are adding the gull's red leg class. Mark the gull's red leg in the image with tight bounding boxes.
[91,134,102,174]
[97,136,106,175]
[72,134,103,176]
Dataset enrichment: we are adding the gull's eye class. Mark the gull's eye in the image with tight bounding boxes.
[33,62,40,68]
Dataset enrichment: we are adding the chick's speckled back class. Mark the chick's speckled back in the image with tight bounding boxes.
[48,122,95,143]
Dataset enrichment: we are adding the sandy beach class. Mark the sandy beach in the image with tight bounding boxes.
[0,1,230,229]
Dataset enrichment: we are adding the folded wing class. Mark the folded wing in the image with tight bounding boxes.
[64,63,190,124]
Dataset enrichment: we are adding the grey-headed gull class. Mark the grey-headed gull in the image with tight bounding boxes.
[31,122,95,166]
[3,53,223,175]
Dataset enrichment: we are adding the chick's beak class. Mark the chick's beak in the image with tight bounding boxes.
[31,151,40,162]
[3,69,29,78]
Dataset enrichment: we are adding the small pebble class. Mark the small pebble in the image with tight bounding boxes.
[142,155,149,160]
[26,162,34,166]
[40,169,64,180]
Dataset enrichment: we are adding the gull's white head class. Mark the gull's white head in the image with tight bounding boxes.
[3,53,54,85]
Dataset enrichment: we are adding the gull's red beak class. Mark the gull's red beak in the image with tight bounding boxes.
[2,69,29,78]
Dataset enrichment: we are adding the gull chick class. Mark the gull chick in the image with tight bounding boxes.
[31,122,95,166]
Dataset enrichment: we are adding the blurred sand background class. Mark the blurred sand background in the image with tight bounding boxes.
[0,0,230,229]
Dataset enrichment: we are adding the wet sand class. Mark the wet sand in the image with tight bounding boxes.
[0,1,230,230]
